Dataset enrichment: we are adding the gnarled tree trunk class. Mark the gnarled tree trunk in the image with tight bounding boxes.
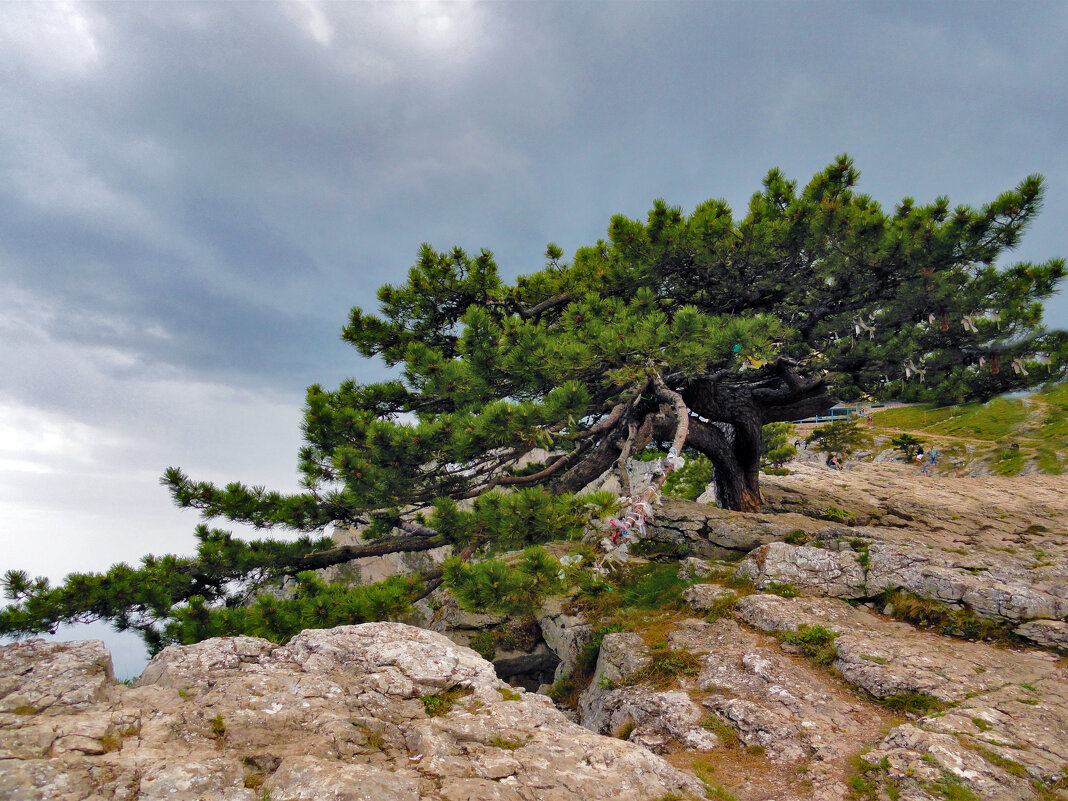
[684,364,835,512]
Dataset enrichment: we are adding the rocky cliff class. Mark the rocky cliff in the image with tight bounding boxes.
[0,624,703,800]
[3,462,1067,800]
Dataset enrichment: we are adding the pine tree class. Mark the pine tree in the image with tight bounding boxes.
[3,156,1065,646]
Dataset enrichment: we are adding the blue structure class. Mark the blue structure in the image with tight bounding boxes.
[794,405,862,424]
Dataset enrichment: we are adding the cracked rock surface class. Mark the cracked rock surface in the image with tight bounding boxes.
[0,624,704,801]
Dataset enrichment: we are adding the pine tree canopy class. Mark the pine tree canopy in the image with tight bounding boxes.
[3,156,1065,648]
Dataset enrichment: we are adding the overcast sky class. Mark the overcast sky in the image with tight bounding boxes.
[2,0,1066,677]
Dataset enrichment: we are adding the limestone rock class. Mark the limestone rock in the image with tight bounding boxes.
[736,594,1062,703]
[866,543,1068,622]
[536,597,592,681]
[1015,619,1068,651]
[0,639,114,715]
[584,632,651,693]
[670,618,891,765]
[0,626,704,801]
[677,556,715,580]
[680,583,736,611]
[582,687,719,753]
[648,499,827,557]
[735,542,866,598]
[577,630,719,754]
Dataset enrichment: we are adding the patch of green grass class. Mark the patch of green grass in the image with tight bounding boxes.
[469,629,497,660]
[210,714,226,740]
[617,721,636,740]
[820,506,854,523]
[627,646,702,689]
[498,687,521,701]
[785,529,811,545]
[778,624,839,666]
[874,691,944,715]
[971,717,993,732]
[702,593,739,623]
[488,735,524,750]
[619,564,690,610]
[860,653,890,665]
[845,753,891,800]
[354,722,386,751]
[764,581,800,598]
[992,446,1025,477]
[700,715,739,747]
[969,744,1028,778]
[421,686,473,717]
[724,572,756,592]
[875,590,1017,643]
[631,539,691,561]
[925,770,980,801]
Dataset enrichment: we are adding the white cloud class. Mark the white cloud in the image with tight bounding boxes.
[0,1,103,76]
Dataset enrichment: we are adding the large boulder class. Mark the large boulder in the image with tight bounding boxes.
[735,541,867,598]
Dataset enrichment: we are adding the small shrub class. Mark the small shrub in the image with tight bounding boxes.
[784,529,811,545]
[627,647,702,689]
[764,581,799,598]
[700,715,738,747]
[469,630,497,661]
[703,594,738,623]
[488,735,524,750]
[210,714,226,740]
[498,687,521,701]
[421,686,472,717]
[691,759,737,800]
[779,624,838,665]
[619,564,689,610]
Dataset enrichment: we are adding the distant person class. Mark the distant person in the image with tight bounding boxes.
[827,454,842,470]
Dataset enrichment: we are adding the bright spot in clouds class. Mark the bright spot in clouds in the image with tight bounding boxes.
[0,0,102,74]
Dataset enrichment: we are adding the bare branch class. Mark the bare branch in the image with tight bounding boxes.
[652,374,690,457]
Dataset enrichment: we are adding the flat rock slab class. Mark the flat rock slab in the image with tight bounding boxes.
[736,542,866,598]
[577,617,899,801]
[0,625,704,801]
[735,593,1068,800]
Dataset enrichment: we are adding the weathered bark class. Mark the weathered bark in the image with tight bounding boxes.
[682,364,836,512]
[686,419,763,512]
